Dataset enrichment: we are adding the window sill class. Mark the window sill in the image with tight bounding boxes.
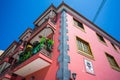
[98,40,108,47]
[114,49,120,54]
[77,50,95,60]
[74,24,85,33]
[111,66,120,72]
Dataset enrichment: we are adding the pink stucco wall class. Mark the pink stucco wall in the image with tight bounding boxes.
[67,13,120,80]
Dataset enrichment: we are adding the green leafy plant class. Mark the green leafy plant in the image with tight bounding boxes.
[24,44,33,60]
[40,37,46,44]
[32,37,46,55]
[32,41,39,48]
[19,52,25,64]
[46,39,54,52]
[18,44,33,64]
[32,43,43,55]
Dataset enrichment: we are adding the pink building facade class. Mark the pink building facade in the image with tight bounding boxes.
[0,2,120,80]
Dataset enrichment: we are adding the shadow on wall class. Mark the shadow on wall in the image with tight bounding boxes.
[25,66,51,80]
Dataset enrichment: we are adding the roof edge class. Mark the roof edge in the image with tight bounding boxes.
[33,2,120,46]
[56,2,120,46]
[18,27,33,40]
[0,40,18,58]
[34,4,56,25]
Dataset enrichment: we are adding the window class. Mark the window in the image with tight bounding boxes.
[111,43,117,51]
[96,33,106,43]
[105,53,120,71]
[73,18,84,30]
[76,37,93,58]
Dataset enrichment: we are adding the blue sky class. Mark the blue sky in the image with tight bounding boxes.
[0,0,120,50]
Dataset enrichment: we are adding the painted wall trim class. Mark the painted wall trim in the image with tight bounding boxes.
[57,10,70,80]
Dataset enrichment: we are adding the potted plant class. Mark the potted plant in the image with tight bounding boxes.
[32,43,42,55]
[24,44,33,60]
[32,37,46,55]
[32,41,39,48]
[40,37,46,44]
[18,52,25,64]
[46,39,54,52]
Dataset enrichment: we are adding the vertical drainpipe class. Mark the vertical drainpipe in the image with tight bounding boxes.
[57,10,71,80]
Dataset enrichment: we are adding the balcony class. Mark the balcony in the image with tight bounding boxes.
[0,63,11,80]
[10,17,55,77]
[32,18,56,36]
[0,58,11,76]
[0,74,11,80]
[0,57,9,65]
[12,37,54,77]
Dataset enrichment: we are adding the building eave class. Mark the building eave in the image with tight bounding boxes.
[33,2,120,47]
[56,2,120,47]
[0,41,18,59]
[34,4,57,25]
[18,27,33,40]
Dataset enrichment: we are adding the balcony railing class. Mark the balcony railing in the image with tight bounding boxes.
[0,66,10,76]
[14,37,54,67]
[11,37,53,77]
[0,64,11,80]
[0,73,11,80]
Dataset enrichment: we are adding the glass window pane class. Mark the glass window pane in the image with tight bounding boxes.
[77,37,92,56]
[106,53,119,68]
[77,40,83,51]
